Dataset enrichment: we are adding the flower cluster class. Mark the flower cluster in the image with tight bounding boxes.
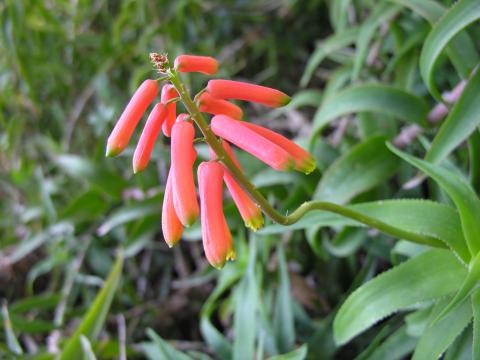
[106,54,316,268]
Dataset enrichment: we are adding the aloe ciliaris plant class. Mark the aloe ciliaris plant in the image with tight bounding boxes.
[104,0,480,358]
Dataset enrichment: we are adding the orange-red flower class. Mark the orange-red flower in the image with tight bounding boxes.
[106,79,158,156]
[207,79,290,108]
[199,92,243,120]
[162,170,183,247]
[241,122,316,174]
[174,55,219,75]
[171,121,199,226]
[160,84,179,137]
[211,115,294,171]
[106,53,318,268]
[132,103,167,173]
[198,161,236,268]
[209,140,263,230]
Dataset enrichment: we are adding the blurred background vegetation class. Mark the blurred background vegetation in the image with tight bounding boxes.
[1,0,479,359]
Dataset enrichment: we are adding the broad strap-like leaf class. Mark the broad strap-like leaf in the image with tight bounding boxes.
[201,265,244,360]
[142,329,193,360]
[59,250,124,360]
[434,252,480,323]
[412,298,472,360]
[389,144,480,255]
[390,0,443,21]
[311,84,428,137]
[56,154,128,199]
[329,0,352,32]
[390,0,478,79]
[96,196,162,236]
[367,326,417,360]
[233,237,259,360]
[79,336,97,360]
[300,27,358,87]
[315,136,399,204]
[260,199,469,264]
[267,345,308,360]
[273,244,295,353]
[419,0,480,101]
[334,249,467,345]
[426,69,480,164]
[352,3,401,80]
[1,303,23,355]
[472,290,480,359]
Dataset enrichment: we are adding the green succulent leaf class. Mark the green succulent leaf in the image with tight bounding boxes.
[260,199,469,263]
[434,252,480,323]
[388,144,480,255]
[59,250,123,360]
[334,249,467,345]
[391,0,478,78]
[367,326,417,360]
[233,237,259,360]
[301,27,358,87]
[412,298,472,360]
[311,84,428,138]
[426,69,480,164]
[419,0,480,101]
[267,345,307,360]
[315,136,399,204]
[352,3,401,80]
[472,290,480,359]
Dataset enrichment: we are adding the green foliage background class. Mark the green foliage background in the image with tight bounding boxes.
[1,0,480,359]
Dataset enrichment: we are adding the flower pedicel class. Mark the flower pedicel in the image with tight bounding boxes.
[106,54,316,268]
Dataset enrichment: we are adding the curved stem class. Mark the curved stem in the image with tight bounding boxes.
[167,70,444,249]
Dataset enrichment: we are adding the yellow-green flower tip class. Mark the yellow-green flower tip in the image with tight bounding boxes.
[211,249,236,269]
[298,156,317,175]
[245,215,264,232]
[105,144,123,157]
[165,237,181,248]
[280,95,292,107]
[183,213,198,228]
[132,164,145,175]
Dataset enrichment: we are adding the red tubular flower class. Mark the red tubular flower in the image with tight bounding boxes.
[199,92,243,120]
[211,115,294,171]
[171,121,199,226]
[174,55,219,75]
[161,84,179,137]
[241,122,316,174]
[162,170,183,247]
[198,161,236,268]
[106,79,159,156]
[207,79,291,108]
[132,103,167,173]
[209,141,263,230]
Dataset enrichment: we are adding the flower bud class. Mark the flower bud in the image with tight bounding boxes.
[241,122,316,174]
[161,84,179,137]
[211,115,294,171]
[132,103,167,173]
[209,141,263,230]
[174,55,219,75]
[207,79,290,108]
[106,79,158,156]
[171,121,199,226]
[162,169,183,247]
[199,92,243,120]
[198,161,236,268]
